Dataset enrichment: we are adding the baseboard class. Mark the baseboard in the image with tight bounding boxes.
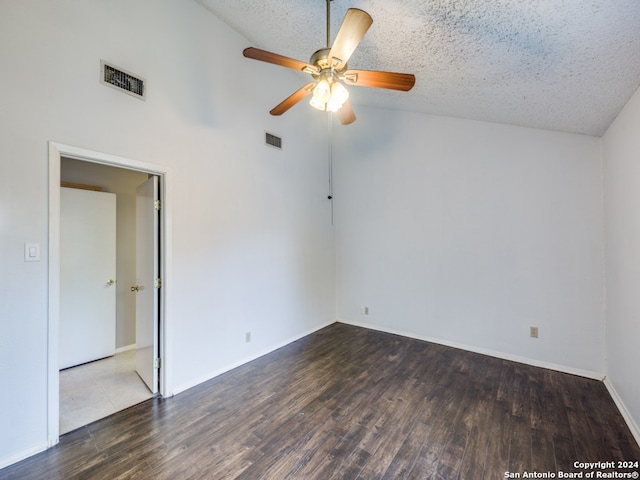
[172,320,336,395]
[604,378,640,448]
[337,318,605,381]
[115,344,136,354]
[0,442,49,471]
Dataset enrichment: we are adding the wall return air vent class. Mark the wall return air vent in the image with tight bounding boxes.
[265,132,282,149]
[100,60,146,100]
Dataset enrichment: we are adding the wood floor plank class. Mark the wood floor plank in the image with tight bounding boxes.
[456,389,496,479]
[553,433,578,473]
[531,428,556,473]
[405,389,461,479]
[540,369,574,442]
[434,429,470,479]
[356,399,416,478]
[482,400,512,479]
[508,414,532,474]
[2,323,638,480]
[381,414,434,479]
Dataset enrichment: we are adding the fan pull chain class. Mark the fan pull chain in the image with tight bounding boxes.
[328,112,334,226]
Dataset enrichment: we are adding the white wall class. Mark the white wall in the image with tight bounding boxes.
[603,86,640,441]
[0,0,335,467]
[333,108,605,376]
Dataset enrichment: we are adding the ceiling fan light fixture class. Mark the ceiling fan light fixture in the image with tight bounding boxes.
[310,78,331,110]
[327,81,349,112]
[309,95,326,111]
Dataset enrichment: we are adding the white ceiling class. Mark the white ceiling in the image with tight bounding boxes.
[196,0,640,136]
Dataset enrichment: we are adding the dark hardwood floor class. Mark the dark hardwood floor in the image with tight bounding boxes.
[2,323,639,479]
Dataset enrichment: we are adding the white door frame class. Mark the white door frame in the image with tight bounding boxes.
[47,142,173,447]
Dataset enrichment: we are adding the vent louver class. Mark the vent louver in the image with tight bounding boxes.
[265,132,282,149]
[100,60,146,100]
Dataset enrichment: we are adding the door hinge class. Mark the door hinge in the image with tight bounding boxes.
[154,278,162,288]
[154,200,161,211]
[154,358,161,369]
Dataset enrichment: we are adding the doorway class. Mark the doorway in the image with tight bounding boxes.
[48,142,172,446]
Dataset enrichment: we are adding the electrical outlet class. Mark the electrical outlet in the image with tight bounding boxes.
[530,326,539,338]
[361,306,369,315]
[245,331,251,343]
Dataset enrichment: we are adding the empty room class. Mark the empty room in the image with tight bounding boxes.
[1,0,639,478]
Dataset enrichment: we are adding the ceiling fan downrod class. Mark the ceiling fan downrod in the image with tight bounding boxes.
[326,0,332,48]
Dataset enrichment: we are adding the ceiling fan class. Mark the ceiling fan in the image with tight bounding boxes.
[242,0,416,125]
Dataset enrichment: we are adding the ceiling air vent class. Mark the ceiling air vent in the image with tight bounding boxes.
[100,60,146,100]
[265,132,282,150]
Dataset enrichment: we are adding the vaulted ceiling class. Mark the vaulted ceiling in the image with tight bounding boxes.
[196,0,640,136]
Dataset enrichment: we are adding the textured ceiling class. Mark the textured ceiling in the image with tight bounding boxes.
[196,0,640,136]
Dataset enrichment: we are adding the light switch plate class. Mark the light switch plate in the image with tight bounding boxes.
[24,243,40,262]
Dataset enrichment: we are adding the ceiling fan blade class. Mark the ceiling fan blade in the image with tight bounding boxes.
[270,83,316,116]
[337,100,356,125]
[243,47,318,73]
[343,69,416,91]
[329,9,373,68]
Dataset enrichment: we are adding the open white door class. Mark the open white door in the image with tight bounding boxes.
[134,176,159,393]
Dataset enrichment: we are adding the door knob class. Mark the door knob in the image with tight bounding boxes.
[131,285,141,292]
[107,279,115,286]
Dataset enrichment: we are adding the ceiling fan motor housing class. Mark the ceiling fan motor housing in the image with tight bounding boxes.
[310,48,347,74]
